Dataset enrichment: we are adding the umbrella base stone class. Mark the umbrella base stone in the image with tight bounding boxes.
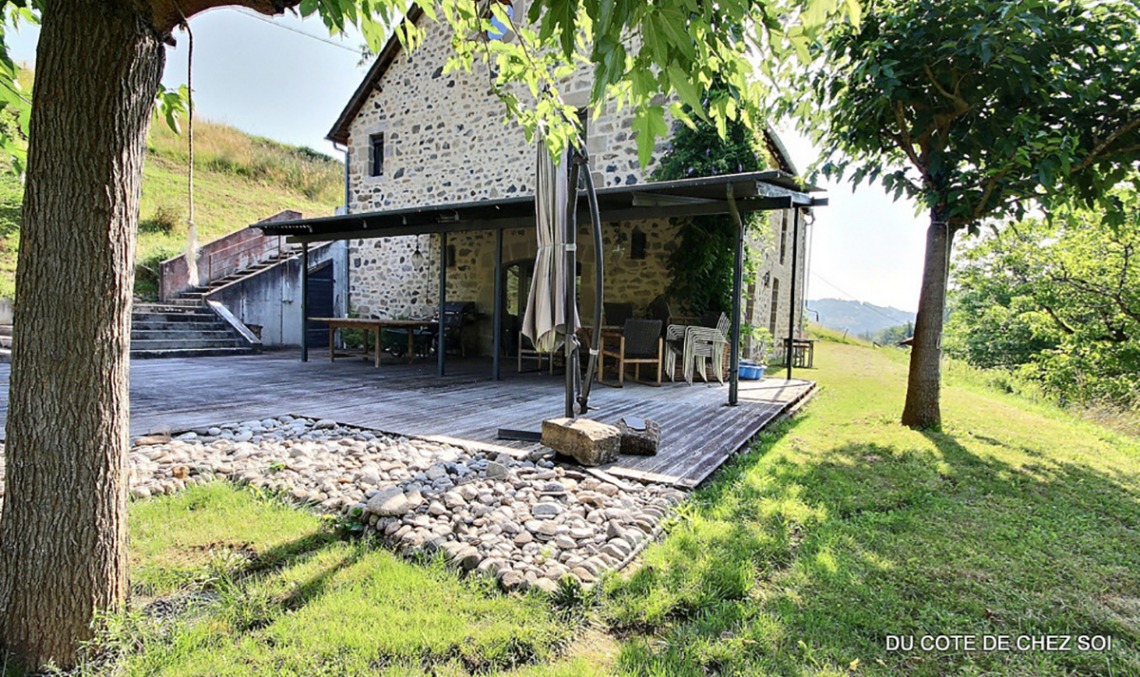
[542,417,621,466]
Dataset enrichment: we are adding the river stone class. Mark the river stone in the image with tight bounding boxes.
[484,461,509,479]
[532,502,564,518]
[365,486,410,516]
[541,417,621,467]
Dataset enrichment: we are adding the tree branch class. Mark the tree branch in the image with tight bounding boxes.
[891,102,934,186]
[972,168,1011,221]
[1041,304,1076,335]
[1074,117,1140,172]
[923,63,970,113]
[150,0,300,34]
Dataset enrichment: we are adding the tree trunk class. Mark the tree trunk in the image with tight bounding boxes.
[901,209,956,429]
[0,1,164,668]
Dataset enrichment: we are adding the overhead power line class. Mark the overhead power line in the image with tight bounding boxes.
[809,271,912,324]
[236,9,362,54]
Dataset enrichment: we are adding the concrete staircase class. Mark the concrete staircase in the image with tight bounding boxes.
[171,248,299,304]
[0,304,256,361]
[132,299,256,358]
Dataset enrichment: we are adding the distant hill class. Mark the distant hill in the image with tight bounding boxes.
[0,116,343,300]
[808,298,916,336]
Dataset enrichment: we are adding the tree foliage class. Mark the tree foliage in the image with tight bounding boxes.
[653,88,771,316]
[947,189,1140,409]
[861,321,913,345]
[776,0,1140,427]
[787,0,1140,226]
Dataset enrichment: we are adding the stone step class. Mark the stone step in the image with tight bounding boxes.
[131,337,248,351]
[140,296,202,306]
[131,320,229,332]
[176,261,283,296]
[131,346,256,359]
[135,303,205,314]
[132,311,217,324]
[130,329,239,342]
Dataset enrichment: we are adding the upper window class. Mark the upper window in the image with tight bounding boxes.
[768,278,781,336]
[369,133,384,177]
[779,213,788,265]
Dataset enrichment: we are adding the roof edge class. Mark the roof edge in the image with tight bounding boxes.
[326,4,425,145]
[762,126,798,177]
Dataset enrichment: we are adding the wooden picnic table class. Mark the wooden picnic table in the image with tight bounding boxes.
[310,317,439,367]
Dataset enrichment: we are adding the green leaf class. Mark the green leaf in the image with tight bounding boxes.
[632,105,668,167]
[668,64,707,120]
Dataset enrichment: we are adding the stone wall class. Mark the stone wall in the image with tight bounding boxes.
[741,210,809,361]
[344,15,657,213]
[348,209,807,361]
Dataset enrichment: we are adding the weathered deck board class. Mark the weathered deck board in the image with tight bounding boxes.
[0,351,814,488]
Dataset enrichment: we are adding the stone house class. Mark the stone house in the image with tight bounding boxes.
[283,4,815,364]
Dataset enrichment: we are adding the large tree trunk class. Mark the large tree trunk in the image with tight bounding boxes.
[901,209,957,429]
[0,1,164,668]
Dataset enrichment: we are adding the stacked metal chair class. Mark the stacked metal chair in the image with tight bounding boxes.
[665,313,731,385]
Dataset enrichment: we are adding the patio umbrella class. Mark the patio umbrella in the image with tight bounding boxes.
[522,141,578,353]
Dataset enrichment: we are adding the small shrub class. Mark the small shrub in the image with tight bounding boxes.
[550,575,598,619]
[134,247,178,301]
[139,203,181,234]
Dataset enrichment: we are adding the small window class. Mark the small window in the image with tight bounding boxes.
[630,227,647,260]
[768,278,780,336]
[779,214,788,265]
[369,133,384,177]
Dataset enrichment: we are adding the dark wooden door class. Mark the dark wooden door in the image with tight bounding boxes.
[307,264,334,348]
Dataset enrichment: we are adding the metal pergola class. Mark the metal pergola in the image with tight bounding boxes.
[253,170,826,406]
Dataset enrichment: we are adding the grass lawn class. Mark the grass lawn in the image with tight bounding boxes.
[40,338,1136,676]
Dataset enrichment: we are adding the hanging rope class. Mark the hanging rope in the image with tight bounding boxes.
[172,1,199,288]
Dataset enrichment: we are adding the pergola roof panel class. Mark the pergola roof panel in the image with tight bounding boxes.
[253,171,826,243]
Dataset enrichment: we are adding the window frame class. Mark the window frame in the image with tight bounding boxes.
[369,133,385,178]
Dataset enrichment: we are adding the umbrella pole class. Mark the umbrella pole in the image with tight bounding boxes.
[576,150,604,414]
[564,158,581,418]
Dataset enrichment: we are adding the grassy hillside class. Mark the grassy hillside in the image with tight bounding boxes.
[35,337,1137,676]
[0,118,342,300]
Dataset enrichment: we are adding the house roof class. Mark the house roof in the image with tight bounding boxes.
[254,170,826,243]
[325,5,802,177]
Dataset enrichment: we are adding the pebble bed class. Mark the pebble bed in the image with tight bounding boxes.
[0,416,687,592]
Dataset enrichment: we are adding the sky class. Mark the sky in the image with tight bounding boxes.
[6,8,927,312]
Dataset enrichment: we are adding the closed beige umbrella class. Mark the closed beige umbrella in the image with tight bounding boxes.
[522,142,578,353]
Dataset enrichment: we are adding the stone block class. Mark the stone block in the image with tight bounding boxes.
[541,417,621,467]
[616,418,660,456]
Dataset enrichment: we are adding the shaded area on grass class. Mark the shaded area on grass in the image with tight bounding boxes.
[86,484,573,677]
[604,342,1140,676]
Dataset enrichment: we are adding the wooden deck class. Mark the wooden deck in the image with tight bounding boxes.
[0,351,815,489]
